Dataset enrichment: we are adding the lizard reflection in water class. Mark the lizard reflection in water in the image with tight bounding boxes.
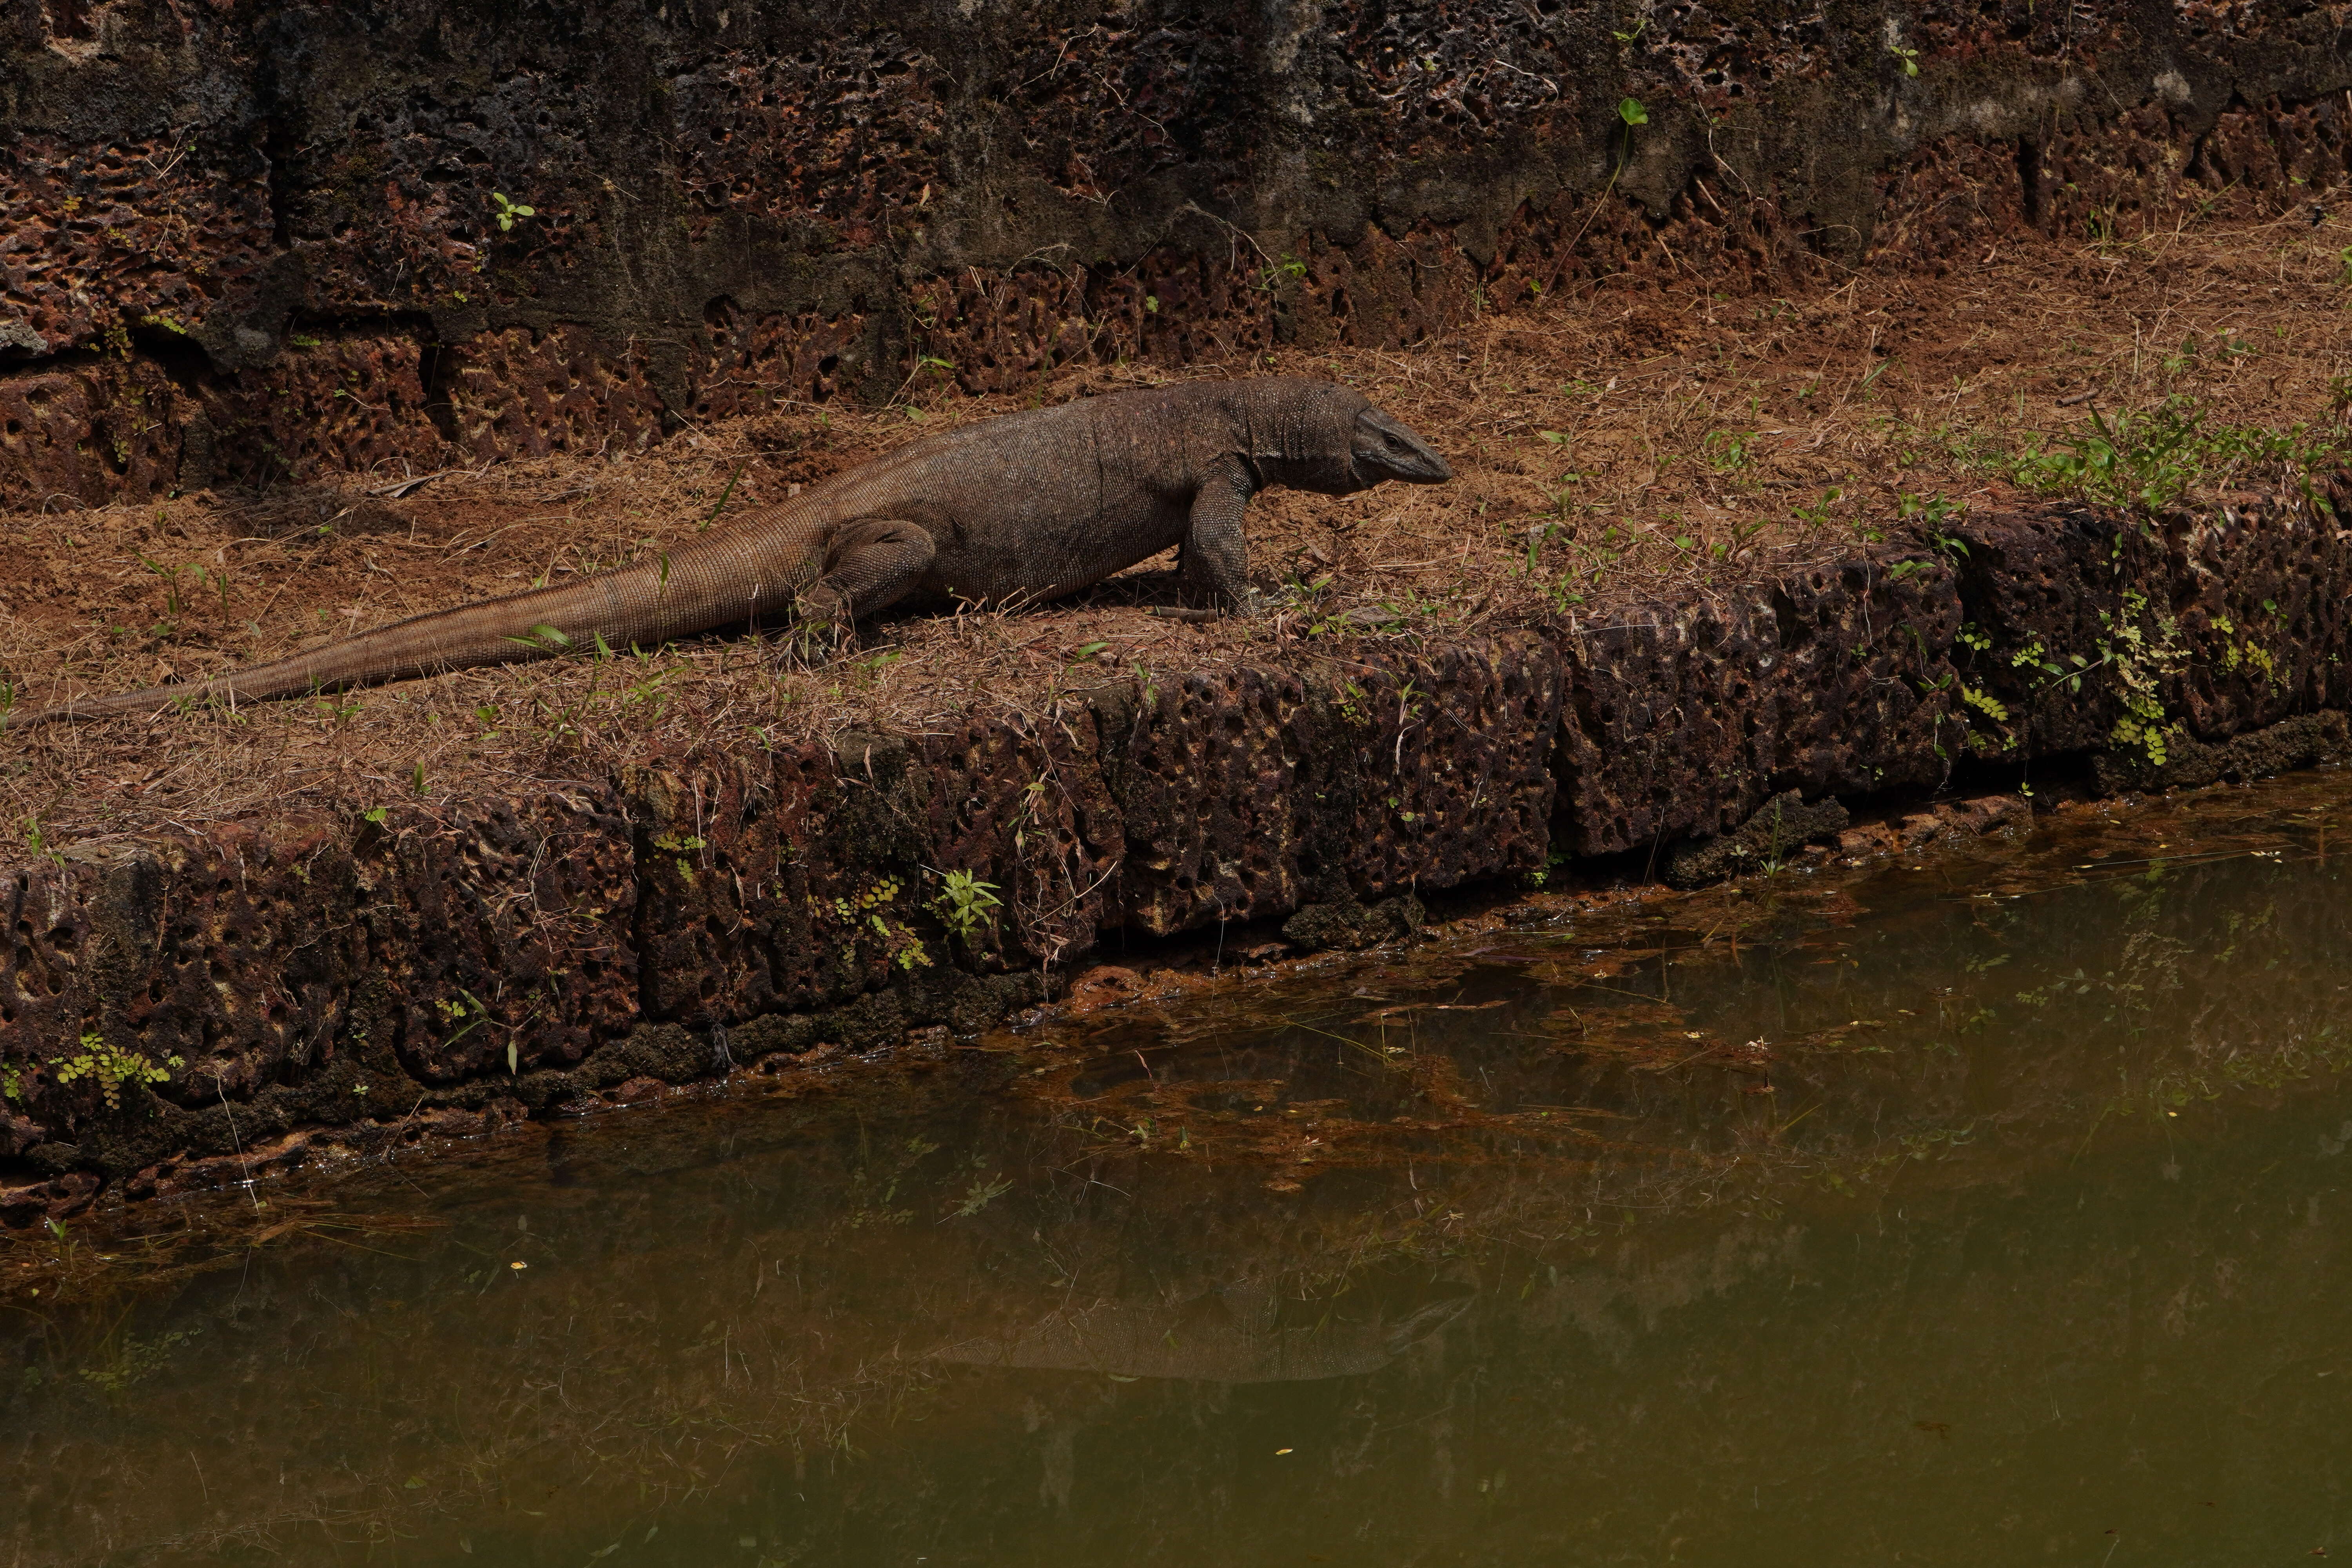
[933,1279,1473,1383]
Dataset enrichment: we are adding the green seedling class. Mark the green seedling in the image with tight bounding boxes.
[21,815,64,869]
[1791,486,1844,526]
[138,554,189,620]
[490,191,535,232]
[1702,429,1755,473]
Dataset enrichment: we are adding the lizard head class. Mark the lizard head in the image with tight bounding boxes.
[1350,406,1454,488]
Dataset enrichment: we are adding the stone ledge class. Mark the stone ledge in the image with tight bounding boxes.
[4,489,2351,1209]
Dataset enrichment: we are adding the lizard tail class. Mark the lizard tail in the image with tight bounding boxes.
[5,511,824,732]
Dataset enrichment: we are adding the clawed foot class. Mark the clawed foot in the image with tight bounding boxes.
[1166,577,1264,620]
[1149,594,1259,623]
[764,612,858,670]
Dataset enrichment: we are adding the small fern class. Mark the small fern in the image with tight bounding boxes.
[53,1033,181,1110]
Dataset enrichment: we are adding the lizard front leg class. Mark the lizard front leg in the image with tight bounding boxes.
[1176,460,1262,615]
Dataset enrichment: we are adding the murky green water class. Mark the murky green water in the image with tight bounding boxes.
[13,777,2352,1566]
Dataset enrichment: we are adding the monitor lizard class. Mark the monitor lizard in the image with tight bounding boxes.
[7,376,1451,730]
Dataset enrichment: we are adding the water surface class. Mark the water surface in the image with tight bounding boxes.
[11,778,2352,1566]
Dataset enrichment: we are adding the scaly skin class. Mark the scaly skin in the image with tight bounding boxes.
[7,377,1450,730]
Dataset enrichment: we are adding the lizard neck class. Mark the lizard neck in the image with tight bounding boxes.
[1224,377,1368,496]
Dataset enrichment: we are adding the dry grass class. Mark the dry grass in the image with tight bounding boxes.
[4,200,2350,839]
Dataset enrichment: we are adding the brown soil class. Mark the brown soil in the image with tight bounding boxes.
[5,203,2349,838]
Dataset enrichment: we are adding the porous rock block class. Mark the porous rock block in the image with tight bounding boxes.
[1950,498,2352,759]
[1662,790,1852,890]
[1,786,644,1170]
[1553,553,1960,858]
[444,327,669,464]
[200,335,447,487]
[1111,632,1560,936]
[353,790,641,1083]
[0,131,276,356]
[1,822,360,1153]
[0,360,194,508]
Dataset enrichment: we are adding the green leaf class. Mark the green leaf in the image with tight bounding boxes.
[505,623,573,652]
[1617,97,1648,127]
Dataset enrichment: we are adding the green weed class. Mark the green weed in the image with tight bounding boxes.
[21,816,64,869]
[2012,397,2347,515]
[434,991,491,1045]
[930,868,1003,944]
[826,877,932,970]
[652,831,706,881]
[1702,429,1755,474]
[52,1033,182,1111]
[1791,486,1845,528]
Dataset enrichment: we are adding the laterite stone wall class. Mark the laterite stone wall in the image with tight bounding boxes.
[2,2,2349,503]
[9,479,2352,1214]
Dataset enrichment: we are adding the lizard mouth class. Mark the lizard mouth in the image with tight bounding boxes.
[1394,447,1454,483]
[1353,410,1454,485]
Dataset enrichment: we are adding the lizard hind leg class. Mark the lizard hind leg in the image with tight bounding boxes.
[787,517,937,658]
